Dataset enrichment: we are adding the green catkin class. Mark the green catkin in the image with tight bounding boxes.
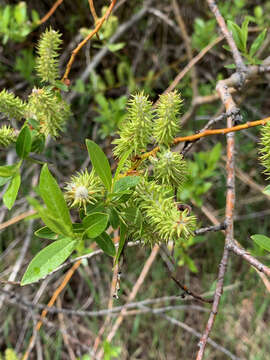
[4,349,18,360]
[260,122,270,176]
[113,92,154,159]
[36,28,62,84]
[0,89,26,121]
[132,179,196,244]
[27,87,71,138]
[0,125,17,147]
[150,149,187,188]
[65,169,104,212]
[153,90,183,146]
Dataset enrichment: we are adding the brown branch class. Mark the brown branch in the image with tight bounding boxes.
[162,35,223,96]
[171,276,214,304]
[172,0,198,98]
[38,0,64,25]
[96,244,160,359]
[0,209,36,231]
[206,0,246,72]
[196,2,241,355]
[62,0,117,82]
[88,0,98,24]
[227,242,270,277]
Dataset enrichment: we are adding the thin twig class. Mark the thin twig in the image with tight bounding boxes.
[0,209,36,231]
[96,244,160,359]
[162,36,223,96]
[206,0,246,73]
[88,0,98,24]
[62,0,117,82]
[38,0,64,25]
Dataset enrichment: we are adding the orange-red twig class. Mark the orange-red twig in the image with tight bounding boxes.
[38,0,64,25]
[62,0,117,82]
[88,0,98,24]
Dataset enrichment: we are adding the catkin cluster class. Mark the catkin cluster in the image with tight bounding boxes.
[113,91,196,245]
[0,29,71,146]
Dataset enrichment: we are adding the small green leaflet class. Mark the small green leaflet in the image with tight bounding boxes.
[3,173,21,209]
[83,212,109,238]
[39,164,73,237]
[251,234,270,253]
[250,29,267,57]
[0,163,20,177]
[21,238,77,285]
[113,176,140,193]
[263,185,270,196]
[16,125,32,159]
[28,196,73,236]
[95,232,116,257]
[113,148,132,181]
[86,139,112,191]
[35,226,58,240]
[0,176,11,187]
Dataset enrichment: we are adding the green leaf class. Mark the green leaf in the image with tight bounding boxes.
[39,164,73,236]
[28,196,73,235]
[251,234,270,252]
[3,173,21,209]
[114,148,132,181]
[224,63,236,69]
[14,2,27,24]
[115,221,127,264]
[31,9,40,24]
[35,226,58,240]
[21,238,77,285]
[0,163,20,177]
[109,207,119,229]
[16,125,32,159]
[241,17,250,53]
[263,185,270,196]
[107,42,126,52]
[54,80,69,92]
[249,29,267,57]
[113,176,140,193]
[95,232,116,257]
[227,20,245,52]
[86,139,112,190]
[0,176,11,187]
[83,212,109,238]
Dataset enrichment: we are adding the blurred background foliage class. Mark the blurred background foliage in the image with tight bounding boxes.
[0,0,270,359]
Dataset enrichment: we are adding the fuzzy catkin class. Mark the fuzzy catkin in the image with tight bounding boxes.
[260,122,270,176]
[113,93,154,159]
[153,90,183,146]
[0,125,17,147]
[36,28,62,84]
[131,179,196,244]
[27,87,71,138]
[0,89,26,121]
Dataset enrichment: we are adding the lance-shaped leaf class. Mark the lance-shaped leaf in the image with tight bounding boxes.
[3,173,21,209]
[16,125,32,159]
[39,164,73,236]
[86,139,112,191]
[21,238,77,285]
[95,232,116,257]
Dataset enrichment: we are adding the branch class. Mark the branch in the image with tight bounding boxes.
[206,0,246,73]
[38,0,64,25]
[62,0,117,82]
